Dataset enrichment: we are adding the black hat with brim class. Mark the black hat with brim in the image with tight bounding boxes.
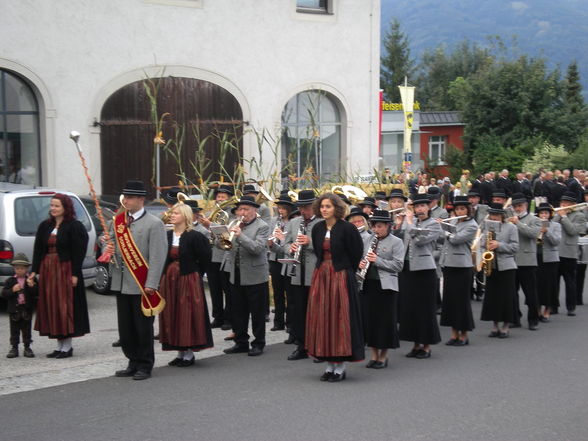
[215,184,234,196]
[427,187,442,200]
[358,197,377,208]
[163,187,181,204]
[388,189,408,201]
[243,184,259,194]
[453,195,471,206]
[374,191,387,200]
[487,203,506,215]
[492,191,507,200]
[561,191,578,203]
[122,180,147,196]
[370,210,392,223]
[296,190,316,206]
[535,202,553,213]
[275,194,295,207]
[411,195,430,205]
[235,195,260,208]
[184,199,201,213]
[345,207,369,221]
[511,192,527,206]
[467,191,481,198]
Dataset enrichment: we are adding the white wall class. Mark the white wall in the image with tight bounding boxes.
[1,0,380,194]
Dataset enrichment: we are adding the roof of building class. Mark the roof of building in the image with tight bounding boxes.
[419,111,463,126]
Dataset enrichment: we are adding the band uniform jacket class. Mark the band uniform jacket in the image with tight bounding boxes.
[439,218,478,268]
[473,204,489,225]
[311,219,364,272]
[193,222,211,241]
[282,216,322,286]
[257,204,272,226]
[224,217,270,286]
[539,220,561,263]
[359,232,404,291]
[513,213,542,267]
[481,222,519,271]
[397,216,442,271]
[553,211,587,259]
[165,230,211,276]
[268,216,287,262]
[430,205,449,220]
[108,212,168,294]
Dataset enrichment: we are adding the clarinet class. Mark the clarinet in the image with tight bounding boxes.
[356,235,379,281]
[288,220,307,277]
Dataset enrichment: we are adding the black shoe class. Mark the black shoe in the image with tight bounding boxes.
[23,347,35,358]
[366,360,377,368]
[405,348,420,358]
[115,367,137,377]
[539,316,550,323]
[567,311,576,316]
[6,347,18,358]
[154,334,160,340]
[178,358,195,367]
[528,323,538,331]
[415,349,431,359]
[271,324,285,331]
[488,330,500,338]
[223,344,249,354]
[210,319,223,328]
[320,371,333,381]
[372,359,388,369]
[511,323,522,328]
[248,346,264,356]
[46,350,61,358]
[56,348,73,359]
[221,323,232,331]
[112,339,121,347]
[168,357,183,366]
[287,348,309,360]
[224,334,235,341]
[498,331,509,339]
[454,338,469,346]
[133,370,151,380]
[328,372,346,382]
[284,335,296,345]
[445,338,458,346]
[313,358,325,363]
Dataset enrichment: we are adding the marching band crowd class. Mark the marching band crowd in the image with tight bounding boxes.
[3,168,588,383]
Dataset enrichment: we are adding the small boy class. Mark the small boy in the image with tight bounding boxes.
[2,253,37,358]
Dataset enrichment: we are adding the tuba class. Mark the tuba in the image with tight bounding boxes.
[208,196,239,225]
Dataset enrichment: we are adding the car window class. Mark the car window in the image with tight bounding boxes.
[14,196,93,236]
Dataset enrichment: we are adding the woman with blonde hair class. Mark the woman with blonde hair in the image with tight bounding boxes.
[159,203,212,367]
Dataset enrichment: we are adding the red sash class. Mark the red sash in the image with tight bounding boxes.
[114,211,165,316]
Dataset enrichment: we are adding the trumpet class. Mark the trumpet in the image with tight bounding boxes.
[161,191,190,224]
[554,202,587,212]
[218,216,244,250]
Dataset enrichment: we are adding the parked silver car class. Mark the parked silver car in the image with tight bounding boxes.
[0,183,97,291]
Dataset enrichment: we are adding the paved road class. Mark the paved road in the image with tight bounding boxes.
[1,285,588,441]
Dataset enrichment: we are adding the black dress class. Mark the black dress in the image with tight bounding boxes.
[440,267,475,331]
[361,275,399,349]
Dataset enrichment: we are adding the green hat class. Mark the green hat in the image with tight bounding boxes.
[11,253,31,266]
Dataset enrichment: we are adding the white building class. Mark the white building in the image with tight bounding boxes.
[1,0,380,198]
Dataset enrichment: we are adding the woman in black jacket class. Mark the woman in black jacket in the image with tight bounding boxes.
[30,193,89,358]
[305,193,364,382]
[159,203,213,367]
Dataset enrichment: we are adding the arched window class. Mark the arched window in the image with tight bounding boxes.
[0,70,41,185]
[281,90,342,186]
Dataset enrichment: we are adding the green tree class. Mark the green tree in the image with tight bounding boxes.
[380,18,415,102]
[416,40,491,110]
[560,61,588,151]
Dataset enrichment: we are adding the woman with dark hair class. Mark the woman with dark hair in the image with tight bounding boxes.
[358,210,404,369]
[30,193,90,358]
[305,193,364,382]
[160,203,213,367]
[480,203,519,338]
[439,196,478,346]
[535,203,561,321]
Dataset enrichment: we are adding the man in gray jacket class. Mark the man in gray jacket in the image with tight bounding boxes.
[509,193,542,330]
[223,195,270,356]
[107,180,167,380]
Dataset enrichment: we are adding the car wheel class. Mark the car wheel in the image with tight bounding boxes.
[93,262,111,294]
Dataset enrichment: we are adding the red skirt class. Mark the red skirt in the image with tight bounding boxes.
[35,251,74,338]
[305,242,364,361]
[159,259,213,351]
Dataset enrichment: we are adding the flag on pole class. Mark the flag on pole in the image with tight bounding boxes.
[398,80,415,172]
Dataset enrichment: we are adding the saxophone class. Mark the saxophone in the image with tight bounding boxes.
[356,235,379,281]
[482,230,495,276]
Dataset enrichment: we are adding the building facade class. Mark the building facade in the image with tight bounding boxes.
[1,0,380,198]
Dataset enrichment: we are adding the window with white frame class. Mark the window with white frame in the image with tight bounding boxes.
[428,135,447,164]
[296,0,332,14]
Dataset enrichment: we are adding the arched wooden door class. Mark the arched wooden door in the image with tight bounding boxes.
[100,77,244,200]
